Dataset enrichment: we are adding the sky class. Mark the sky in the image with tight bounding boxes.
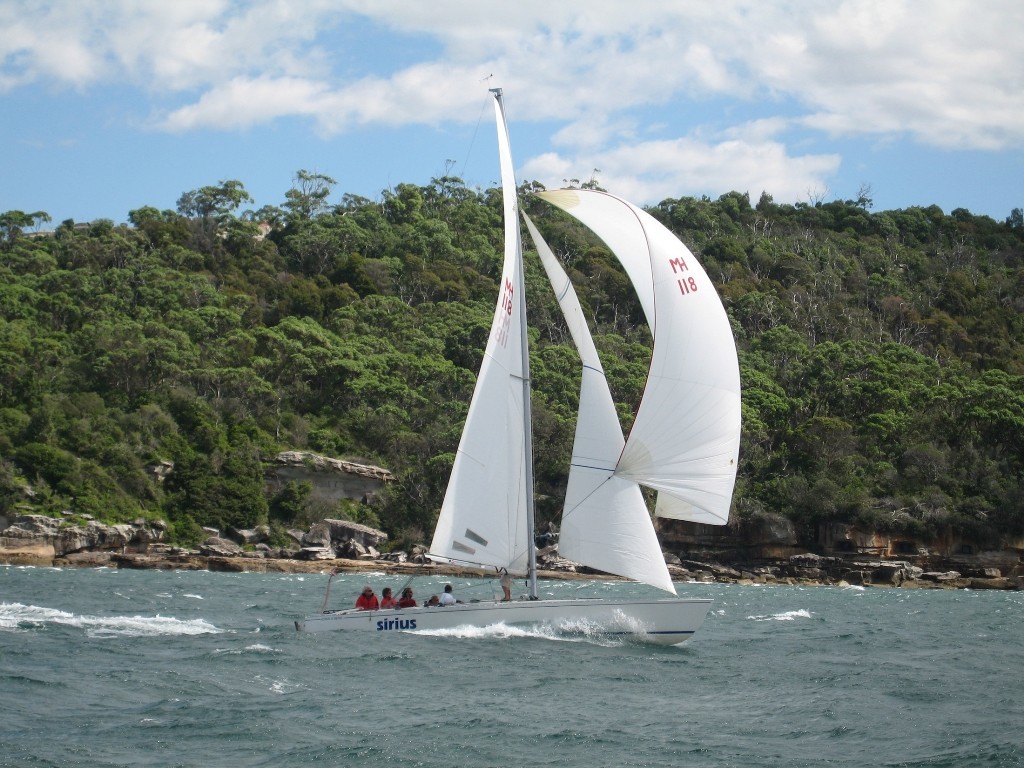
[2,0,1022,226]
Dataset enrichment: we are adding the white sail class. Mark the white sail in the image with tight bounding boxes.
[536,189,741,526]
[655,493,730,525]
[429,94,533,574]
[523,215,676,594]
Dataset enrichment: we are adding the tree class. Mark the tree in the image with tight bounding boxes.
[283,170,337,220]
[855,183,874,210]
[270,480,313,524]
[175,180,253,258]
[176,181,252,225]
[1,210,51,249]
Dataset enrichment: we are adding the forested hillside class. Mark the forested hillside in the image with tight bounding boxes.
[1,174,1022,550]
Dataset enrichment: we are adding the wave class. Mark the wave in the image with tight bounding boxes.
[0,602,222,637]
[213,643,281,655]
[253,674,305,695]
[746,609,813,622]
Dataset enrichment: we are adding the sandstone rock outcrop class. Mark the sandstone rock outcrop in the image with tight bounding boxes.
[199,537,244,557]
[0,514,166,563]
[1,513,1019,590]
[266,451,393,504]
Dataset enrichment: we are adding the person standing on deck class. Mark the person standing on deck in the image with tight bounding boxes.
[499,569,512,602]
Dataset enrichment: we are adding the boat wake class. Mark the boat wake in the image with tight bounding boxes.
[0,602,223,637]
[411,620,625,646]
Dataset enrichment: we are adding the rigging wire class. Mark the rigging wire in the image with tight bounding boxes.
[456,88,495,185]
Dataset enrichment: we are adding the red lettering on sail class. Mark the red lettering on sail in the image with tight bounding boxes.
[495,278,515,346]
[501,279,514,315]
[668,256,689,274]
[668,256,697,297]
[677,276,699,296]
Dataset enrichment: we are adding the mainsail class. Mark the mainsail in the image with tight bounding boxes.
[428,92,534,576]
[535,190,741,526]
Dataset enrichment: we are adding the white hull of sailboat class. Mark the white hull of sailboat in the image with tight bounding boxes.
[296,597,713,646]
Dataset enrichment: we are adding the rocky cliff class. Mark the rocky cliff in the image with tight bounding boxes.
[265,451,393,503]
[657,512,1024,578]
[0,514,166,562]
[2,513,1020,590]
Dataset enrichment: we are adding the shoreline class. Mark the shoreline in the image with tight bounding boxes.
[2,549,1019,591]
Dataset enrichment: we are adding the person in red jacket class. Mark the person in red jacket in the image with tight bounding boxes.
[355,585,379,610]
[379,587,398,609]
[397,587,417,608]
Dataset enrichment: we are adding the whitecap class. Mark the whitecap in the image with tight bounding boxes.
[0,602,222,637]
[746,609,812,622]
[254,675,303,695]
[214,643,280,655]
[245,643,278,652]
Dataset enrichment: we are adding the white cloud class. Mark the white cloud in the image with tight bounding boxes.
[156,75,331,131]
[2,0,1021,208]
[520,130,841,207]
[746,1,1024,149]
[0,4,104,89]
[6,1,1021,147]
[341,0,1024,151]
[314,64,488,130]
[0,0,336,93]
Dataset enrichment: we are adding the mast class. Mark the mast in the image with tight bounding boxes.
[491,88,538,599]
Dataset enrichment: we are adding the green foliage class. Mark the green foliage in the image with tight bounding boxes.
[176,181,252,223]
[269,480,313,525]
[166,514,206,548]
[1,181,1022,550]
[1,210,51,249]
[336,498,381,529]
[283,170,337,221]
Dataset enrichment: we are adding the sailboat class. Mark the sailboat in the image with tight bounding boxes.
[296,90,741,645]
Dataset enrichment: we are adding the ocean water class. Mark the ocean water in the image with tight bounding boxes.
[1,565,1022,768]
